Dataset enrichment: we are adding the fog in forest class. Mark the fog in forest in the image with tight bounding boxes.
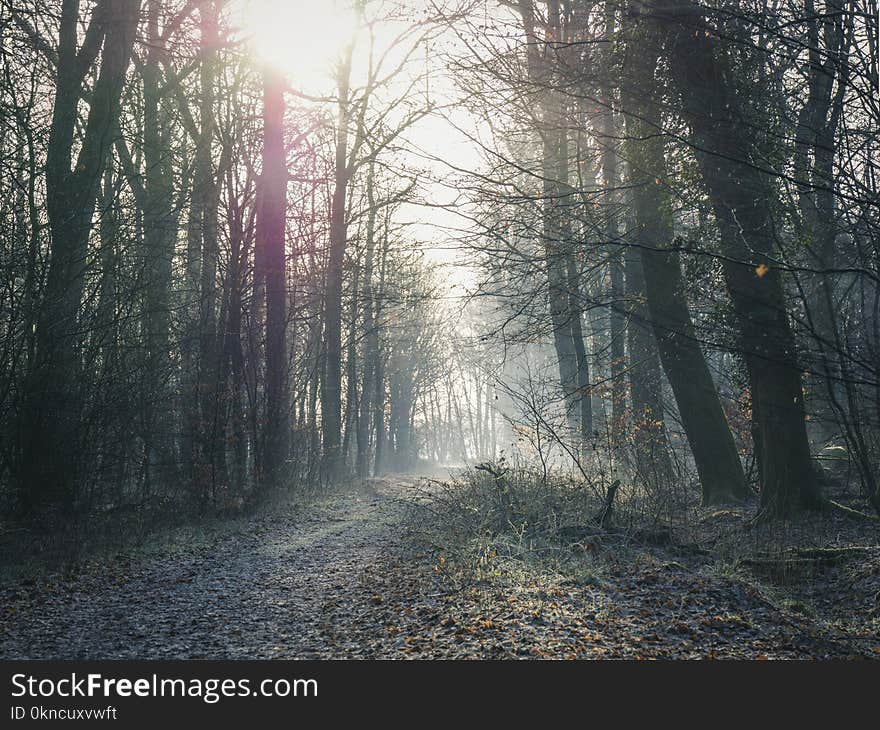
[1,0,879,662]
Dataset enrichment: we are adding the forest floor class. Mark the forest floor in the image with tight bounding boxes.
[1,475,879,659]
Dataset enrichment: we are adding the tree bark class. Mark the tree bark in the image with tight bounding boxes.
[141,0,177,490]
[658,0,822,515]
[197,0,222,501]
[622,6,748,503]
[357,164,379,477]
[623,233,672,481]
[342,263,361,464]
[321,41,355,479]
[601,2,626,454]
[258,65,290,490]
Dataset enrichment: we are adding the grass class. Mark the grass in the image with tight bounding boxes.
[405,460,619,589]
[404,458,880,651]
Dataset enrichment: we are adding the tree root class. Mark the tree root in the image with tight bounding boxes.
[747,496,878,526]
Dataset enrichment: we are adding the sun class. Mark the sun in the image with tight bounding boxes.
[246,0,358,90]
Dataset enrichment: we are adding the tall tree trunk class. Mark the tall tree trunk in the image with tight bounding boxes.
[141,0,177,491]
[258,65,290,490]
[97,168,120,372]
[321,42,355,479]
[566,258,592,457]
[601,3,626,454]
[197,0,222,502]
[372,236,390,476]
[794,0,850,444]
[357,164,379,478]
[658,0,822,515]
[623,7,748,503]
[623,229,672,481]
[342,263,361,464]
[221,165,248,494]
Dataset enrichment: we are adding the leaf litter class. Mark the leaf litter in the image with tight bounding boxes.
[1,478,878,659]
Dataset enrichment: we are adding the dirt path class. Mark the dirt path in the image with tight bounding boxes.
[2,477,877,659]
[0,479,415,659]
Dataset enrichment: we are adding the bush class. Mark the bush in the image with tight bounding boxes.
[406,458,619,585]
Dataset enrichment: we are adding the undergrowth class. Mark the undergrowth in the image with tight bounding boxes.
[403,458,880,643]
[405,459,633,589]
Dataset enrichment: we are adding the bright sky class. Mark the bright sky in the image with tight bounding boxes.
[246,0,359,91]
[243,0,485,294]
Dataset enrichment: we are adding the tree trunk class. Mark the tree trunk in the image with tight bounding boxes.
[197,0,222,502]
[623,7,748,503]
[141,0,177,491]
[601,3,626,454]
[321,42,355,479]
[258,65,290,490]
[658,0,822,515]
[356,164,378,478]
[222,165,248,494]
[623,232,672,482]
[342,263,361,464]
[372,236,390,476]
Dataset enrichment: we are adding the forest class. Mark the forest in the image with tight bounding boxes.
[0,0,878,660]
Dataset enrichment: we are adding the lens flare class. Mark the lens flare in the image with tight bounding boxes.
[247,0,358,89]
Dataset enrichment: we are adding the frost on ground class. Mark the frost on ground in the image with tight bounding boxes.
[1,477,878,659]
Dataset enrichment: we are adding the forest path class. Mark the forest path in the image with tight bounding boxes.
[2,475,878,659]
[0,477,422,659]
